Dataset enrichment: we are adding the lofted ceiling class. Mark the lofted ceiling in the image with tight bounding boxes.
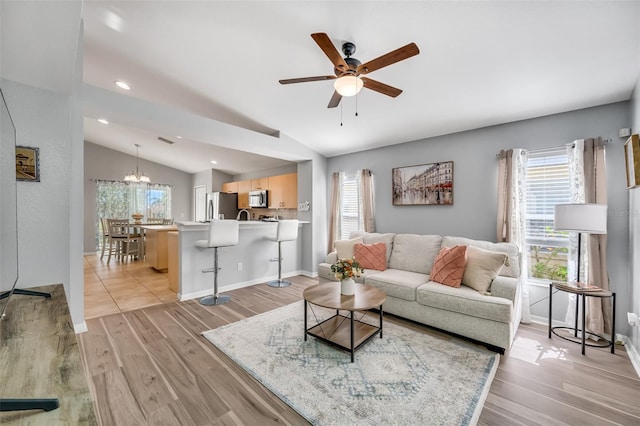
[3,1,640,175]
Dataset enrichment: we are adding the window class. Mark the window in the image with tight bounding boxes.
[337,171,363,240]
[525,148,571,281]
[95,180,172,250]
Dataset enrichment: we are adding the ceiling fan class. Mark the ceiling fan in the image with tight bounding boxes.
[279,33,419,108]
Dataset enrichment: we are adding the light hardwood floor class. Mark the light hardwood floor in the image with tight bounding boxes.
[84,254,177,319]
[79,260,640,425]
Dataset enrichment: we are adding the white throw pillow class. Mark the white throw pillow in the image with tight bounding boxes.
[462,245,508,293]
[334,237,364,260]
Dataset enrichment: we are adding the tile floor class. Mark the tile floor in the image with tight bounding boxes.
[84,253,177,319]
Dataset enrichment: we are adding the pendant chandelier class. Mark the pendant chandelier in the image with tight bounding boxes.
[124,144,150,183]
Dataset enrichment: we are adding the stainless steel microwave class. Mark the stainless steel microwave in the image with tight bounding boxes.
[248,190,268,208]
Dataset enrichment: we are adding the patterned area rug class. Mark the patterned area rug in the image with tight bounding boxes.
[203,301,498,425]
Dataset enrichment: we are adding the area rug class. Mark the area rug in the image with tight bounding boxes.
[203,301,498,425]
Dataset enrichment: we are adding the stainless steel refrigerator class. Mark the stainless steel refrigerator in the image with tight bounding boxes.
[205,192,239,221]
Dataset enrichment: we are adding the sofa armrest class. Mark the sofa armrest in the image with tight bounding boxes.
[326,251,337,265]
[490,275,518,302]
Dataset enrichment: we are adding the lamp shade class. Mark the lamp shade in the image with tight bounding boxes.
[553,203,607,234]
[333,75,363,97]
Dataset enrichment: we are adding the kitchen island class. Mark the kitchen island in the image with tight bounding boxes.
[174,221,307,300]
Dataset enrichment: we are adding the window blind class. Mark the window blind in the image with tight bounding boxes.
[338,171,362,240]
[525,147,571,279]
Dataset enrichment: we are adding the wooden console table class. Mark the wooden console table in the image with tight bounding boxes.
[0,284,97,424]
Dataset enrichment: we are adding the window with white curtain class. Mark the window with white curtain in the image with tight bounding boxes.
[338,171,363,240]
[525,148,571,281]
[95,180,172,250]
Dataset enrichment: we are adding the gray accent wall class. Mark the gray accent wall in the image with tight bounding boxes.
[83,142,192,252]
[327,101,632,336]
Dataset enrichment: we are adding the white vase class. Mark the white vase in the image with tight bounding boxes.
[341,278,355,296]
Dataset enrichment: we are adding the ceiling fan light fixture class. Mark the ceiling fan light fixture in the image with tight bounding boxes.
[333,75,363,97]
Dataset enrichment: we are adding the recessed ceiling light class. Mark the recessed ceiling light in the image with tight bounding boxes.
[98,118,109,125]
[176,135,183,139]
[210,160,218,165]
[115,80,131,90]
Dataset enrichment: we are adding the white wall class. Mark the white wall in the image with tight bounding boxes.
[327,101,632,335]
[2,79,79,316]
[629,76,640,359]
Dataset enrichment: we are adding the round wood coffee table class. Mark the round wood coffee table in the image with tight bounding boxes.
[303,282,387,362]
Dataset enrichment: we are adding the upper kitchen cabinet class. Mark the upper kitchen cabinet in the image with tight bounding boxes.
[237,180,251,209]
[221,181,238,193]
[268,173,297,209]
[251,177,269,191]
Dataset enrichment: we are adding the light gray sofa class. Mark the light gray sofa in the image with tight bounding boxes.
[317,231,522,353]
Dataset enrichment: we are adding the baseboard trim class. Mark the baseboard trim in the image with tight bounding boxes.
[178,271,307,301]
[621,335,640,379]
[74,321,88,334]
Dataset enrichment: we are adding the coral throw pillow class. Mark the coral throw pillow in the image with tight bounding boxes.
[354,242,387,271]
[430,245,468,288]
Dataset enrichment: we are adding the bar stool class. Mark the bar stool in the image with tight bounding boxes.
[195,220,239,305]
[266,219,299,288]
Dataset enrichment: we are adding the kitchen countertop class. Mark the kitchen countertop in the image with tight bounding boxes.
[177,220,309,231]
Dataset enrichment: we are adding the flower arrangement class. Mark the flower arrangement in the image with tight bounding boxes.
[331,258,364,281]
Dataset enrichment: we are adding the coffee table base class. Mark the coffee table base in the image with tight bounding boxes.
[305,306,383,362]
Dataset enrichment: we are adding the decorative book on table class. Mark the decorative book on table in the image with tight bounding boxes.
[555,282,602,291]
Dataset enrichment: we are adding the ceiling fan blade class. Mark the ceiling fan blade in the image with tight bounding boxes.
[327,91,342,108]
[311,33,349,73]
[361,77,403,97]
[279,75,336,84]
[357,42,420,75]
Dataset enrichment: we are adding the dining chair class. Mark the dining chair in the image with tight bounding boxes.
[162,218,174,225]
[146,218,163,224]
[99,217,110,259]
[106,219,142,264]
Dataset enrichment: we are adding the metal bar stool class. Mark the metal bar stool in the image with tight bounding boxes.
[195,220,240,305]
[266,219,299,288]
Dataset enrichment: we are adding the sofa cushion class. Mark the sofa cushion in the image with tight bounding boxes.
[354,242,387,271]
[430,245,467,287]
[349,232,396,265]
[388,234,442,274]
[334,237,363,260]
[442,236,519,278]
[416,282,513,324]
[365,269,429,301]
[462,246,508,293]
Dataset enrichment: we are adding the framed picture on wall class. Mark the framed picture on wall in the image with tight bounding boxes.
[392,161,453,205]
[624,134,640,189]
[15,145,40,182]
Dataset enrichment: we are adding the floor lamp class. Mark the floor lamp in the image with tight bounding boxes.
[553,203,608,284]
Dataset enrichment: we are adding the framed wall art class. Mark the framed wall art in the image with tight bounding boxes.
[624,134,640,189]
[392,161,453,205]
[15,145,40,182]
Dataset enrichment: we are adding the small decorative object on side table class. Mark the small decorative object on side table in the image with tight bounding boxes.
[548,282,616,355]
[330,258,364,296]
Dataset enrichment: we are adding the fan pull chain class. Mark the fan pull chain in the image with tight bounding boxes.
[340,101,343,126]
[355,78,359,117]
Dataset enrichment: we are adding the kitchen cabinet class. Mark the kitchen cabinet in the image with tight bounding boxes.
[268,173,297,209]
[221,181,238,193]
[167,231,179,292]
[237,180,251,209]
[251,177,269,190]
